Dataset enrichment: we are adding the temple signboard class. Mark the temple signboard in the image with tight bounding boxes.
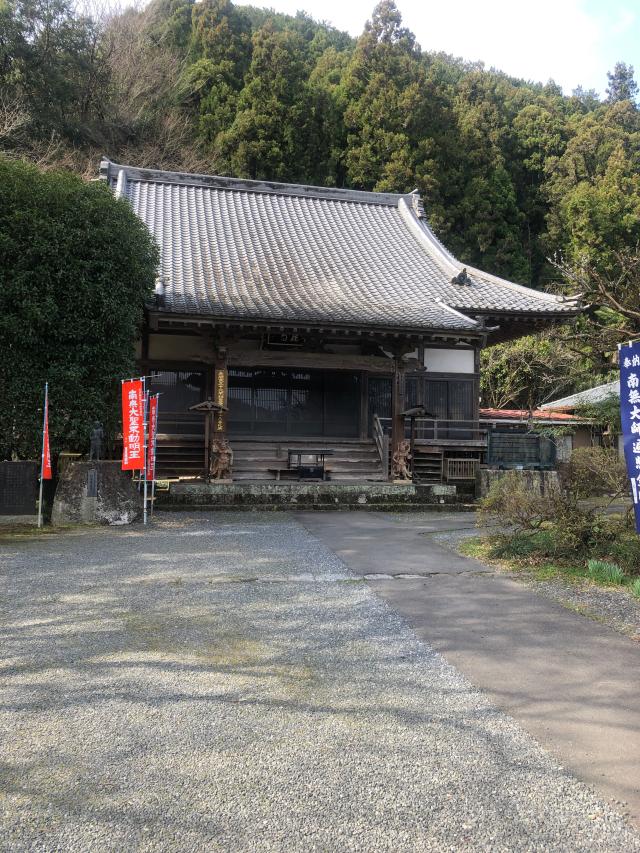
[214,369,227,432]
[620,340,640,534]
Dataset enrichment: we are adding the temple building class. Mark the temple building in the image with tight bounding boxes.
[100,159,580,484]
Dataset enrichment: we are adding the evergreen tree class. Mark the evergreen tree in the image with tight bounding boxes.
[545,101,640,268]
[214,22,320,181]
[183,0,251,143]
[341,1,424,191]
[606,62,638,104]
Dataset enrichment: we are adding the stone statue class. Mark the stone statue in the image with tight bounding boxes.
[392,439,412,481]
[209,438,233,481]
[89,421,105,461]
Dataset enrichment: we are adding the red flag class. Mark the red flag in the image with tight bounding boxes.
[122,379,145,471]
[146,394,158,480]
[42,385,52,480]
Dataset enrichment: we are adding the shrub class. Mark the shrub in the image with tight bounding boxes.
[631,579,640,599]
[563,447,628,500]
[478,469,634,563]
[478,470,564,532]
[490,529,559,559]
[587,559,625,585]
[603,532,640,575]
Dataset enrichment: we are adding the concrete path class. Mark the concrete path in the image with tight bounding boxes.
[2,512,639,851]
[299,511,640,827]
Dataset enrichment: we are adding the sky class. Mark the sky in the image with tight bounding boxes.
[252,0,639,97]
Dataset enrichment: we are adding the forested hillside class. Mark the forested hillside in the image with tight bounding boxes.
[2,0,639,406]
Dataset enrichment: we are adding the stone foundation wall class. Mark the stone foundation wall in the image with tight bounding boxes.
[161,481,468,510]
[475,468,561,500]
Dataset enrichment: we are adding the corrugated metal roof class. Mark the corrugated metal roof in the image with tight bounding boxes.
[540,381,620,411]
[101,159,580,333]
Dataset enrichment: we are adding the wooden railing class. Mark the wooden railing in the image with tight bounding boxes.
[445,458,480,481]
[376,418,487,443]
[372,413,390,479]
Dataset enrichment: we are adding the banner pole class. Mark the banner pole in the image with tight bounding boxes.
[37,382,48,529]
[150,394,159,518]
[142,379,148,525]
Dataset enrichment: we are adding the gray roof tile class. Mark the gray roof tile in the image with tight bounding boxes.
[102,160,579,333]
[540,381,620,410]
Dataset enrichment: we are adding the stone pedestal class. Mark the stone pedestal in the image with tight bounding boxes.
[52,461,143,526]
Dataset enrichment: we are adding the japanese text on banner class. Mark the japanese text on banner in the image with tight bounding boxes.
[146,395,158,480]
[122,379,145,471]
[620,341,640,534]
[42,389,52,480]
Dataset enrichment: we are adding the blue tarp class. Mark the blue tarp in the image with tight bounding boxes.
[619,341,640,534]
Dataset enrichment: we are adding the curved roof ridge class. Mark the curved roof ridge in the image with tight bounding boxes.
[397,196,578,308]
[397,198,460,275]
[99,157,405,208]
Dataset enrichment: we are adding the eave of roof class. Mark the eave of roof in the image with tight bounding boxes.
[147,308,485,341]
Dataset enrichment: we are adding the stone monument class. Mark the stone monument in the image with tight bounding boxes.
[52,461,143,525]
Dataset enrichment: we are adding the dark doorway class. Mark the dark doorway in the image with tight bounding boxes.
[228,369,360,437]
[367,377,392,436]
[148,370,206,437]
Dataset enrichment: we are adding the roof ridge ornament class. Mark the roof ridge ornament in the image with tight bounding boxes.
[409,189,425,219]
[451,267,470,286]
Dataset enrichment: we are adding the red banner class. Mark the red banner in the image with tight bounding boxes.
[146,394,158,480]
[42,387,52,480]
[122,379,145,471]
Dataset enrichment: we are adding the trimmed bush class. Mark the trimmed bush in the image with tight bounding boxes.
[563,447,628,499]
[0,158,159,459]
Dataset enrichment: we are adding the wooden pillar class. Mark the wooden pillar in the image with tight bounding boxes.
[360,372,369,440]
[391,356,406,477]
[473,339,483,441]
[214,348,228,437]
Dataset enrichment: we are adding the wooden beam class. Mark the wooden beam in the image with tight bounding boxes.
[228,348,394,373]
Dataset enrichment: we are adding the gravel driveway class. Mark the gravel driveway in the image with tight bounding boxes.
[1,512,639,852]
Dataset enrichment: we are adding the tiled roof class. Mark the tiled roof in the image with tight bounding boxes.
[101,160,580,333]
[539,381,620,411]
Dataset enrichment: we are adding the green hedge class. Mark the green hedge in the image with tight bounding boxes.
[0,158,158,459]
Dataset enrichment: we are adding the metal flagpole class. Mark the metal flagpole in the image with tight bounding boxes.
[142,378,148,525]
[150,393,160,518]
[37,382,48,529]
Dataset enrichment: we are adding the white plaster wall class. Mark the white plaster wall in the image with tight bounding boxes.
[424,348,475,373]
